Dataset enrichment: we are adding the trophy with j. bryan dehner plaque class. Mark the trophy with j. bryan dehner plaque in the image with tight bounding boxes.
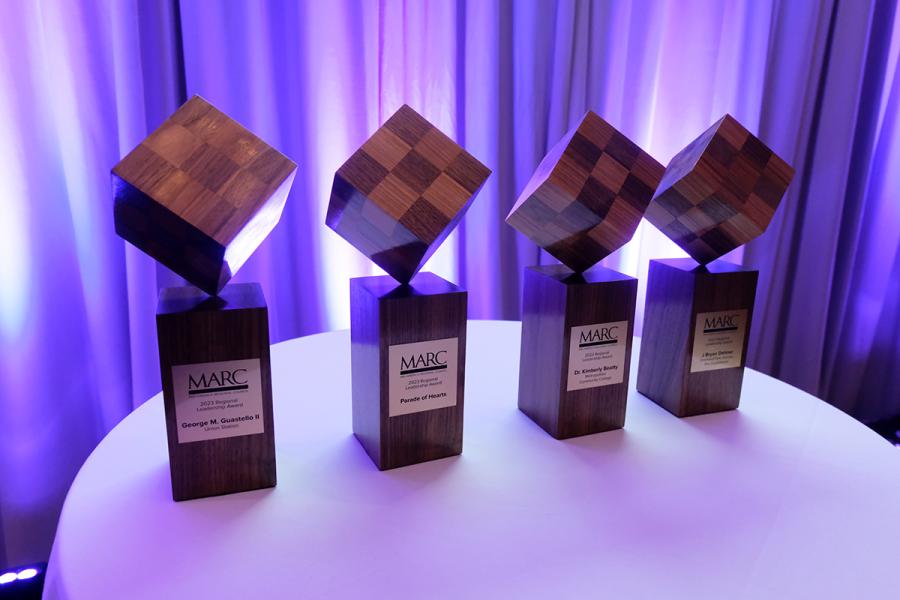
[506,111,664,439]
[326,105,490,470]
[112,95,297,500]
[636,114,794,417]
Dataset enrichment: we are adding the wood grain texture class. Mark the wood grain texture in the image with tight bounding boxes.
[350,272,466,470]
[156,283,276,501]
[506,111,664,272]
[645,114,795,264]
[327,105,491,283]
[636,258,758,417]
[114,96,297,295]
[518,264,637,438]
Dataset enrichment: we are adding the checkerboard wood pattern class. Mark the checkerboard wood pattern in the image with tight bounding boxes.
[326,104,491,283]
[645,114,795,264]
[506,111,664,273]
[112,96,297,295]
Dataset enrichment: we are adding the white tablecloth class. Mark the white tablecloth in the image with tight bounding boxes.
[45,320,900,599]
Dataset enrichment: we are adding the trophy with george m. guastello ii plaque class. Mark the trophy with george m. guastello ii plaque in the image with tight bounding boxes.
[112,95,297,500]
[326,105,490,470]
[506,111,664,439]
[637,114,794,417]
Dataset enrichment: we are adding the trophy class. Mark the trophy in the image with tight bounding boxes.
[112,96,297,500]
[637,114,794,417]
[326,105,490,470]
[506,111,664,438]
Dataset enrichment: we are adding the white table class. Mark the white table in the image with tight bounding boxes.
[45,321,900,599]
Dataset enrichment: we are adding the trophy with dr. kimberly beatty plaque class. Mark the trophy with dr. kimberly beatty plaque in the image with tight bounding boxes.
[506,111,664,439]
[636,114,794,417]
[112,95,297,500]
[326,105,490,470]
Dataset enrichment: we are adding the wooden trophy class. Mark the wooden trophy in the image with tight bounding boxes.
[112,95,297,500]
[506,111,664,439]
[326,105,490,470]
[637,114,794,417]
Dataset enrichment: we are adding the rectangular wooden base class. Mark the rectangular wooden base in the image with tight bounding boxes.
[350,272,467,470]
[518,264,637,439]
[157,283,276,501]
[636,258,758,417]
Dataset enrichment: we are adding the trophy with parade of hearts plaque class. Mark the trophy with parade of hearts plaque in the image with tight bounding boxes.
[112,95,297,500]
[326,104,490,470]
[637,114,794,417]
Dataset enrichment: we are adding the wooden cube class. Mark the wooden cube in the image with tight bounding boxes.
[350,272,466,470]
[327,105,491,283]
[645,114,795,264]
[506,111,664,272]
[636,259,758,417]
[518,265,637,438]
[113,96,297,295]
[157,283,276,500]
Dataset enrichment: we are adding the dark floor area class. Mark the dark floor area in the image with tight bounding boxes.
[868,416,900,447]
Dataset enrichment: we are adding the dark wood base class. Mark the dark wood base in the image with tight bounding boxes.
[350,272,467,470]
[637,258,758,417]
[517,264,637,439]
[156,283,276,501]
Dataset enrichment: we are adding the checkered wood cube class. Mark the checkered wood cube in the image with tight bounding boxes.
[645,114,795,264]
[326,105,491,283]
[506,111,664,273]
[112,96,297,295]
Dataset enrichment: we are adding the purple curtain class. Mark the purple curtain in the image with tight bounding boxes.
[0,0,897,568]
[745,0,900,419]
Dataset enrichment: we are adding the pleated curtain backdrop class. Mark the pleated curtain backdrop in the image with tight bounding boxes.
[0,0,897,567]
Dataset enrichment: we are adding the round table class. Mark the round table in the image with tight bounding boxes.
[46,321,900,599]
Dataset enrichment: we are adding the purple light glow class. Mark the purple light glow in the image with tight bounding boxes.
[16,567,37,580]
[1,0,899,575]
[0,572,17,584]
